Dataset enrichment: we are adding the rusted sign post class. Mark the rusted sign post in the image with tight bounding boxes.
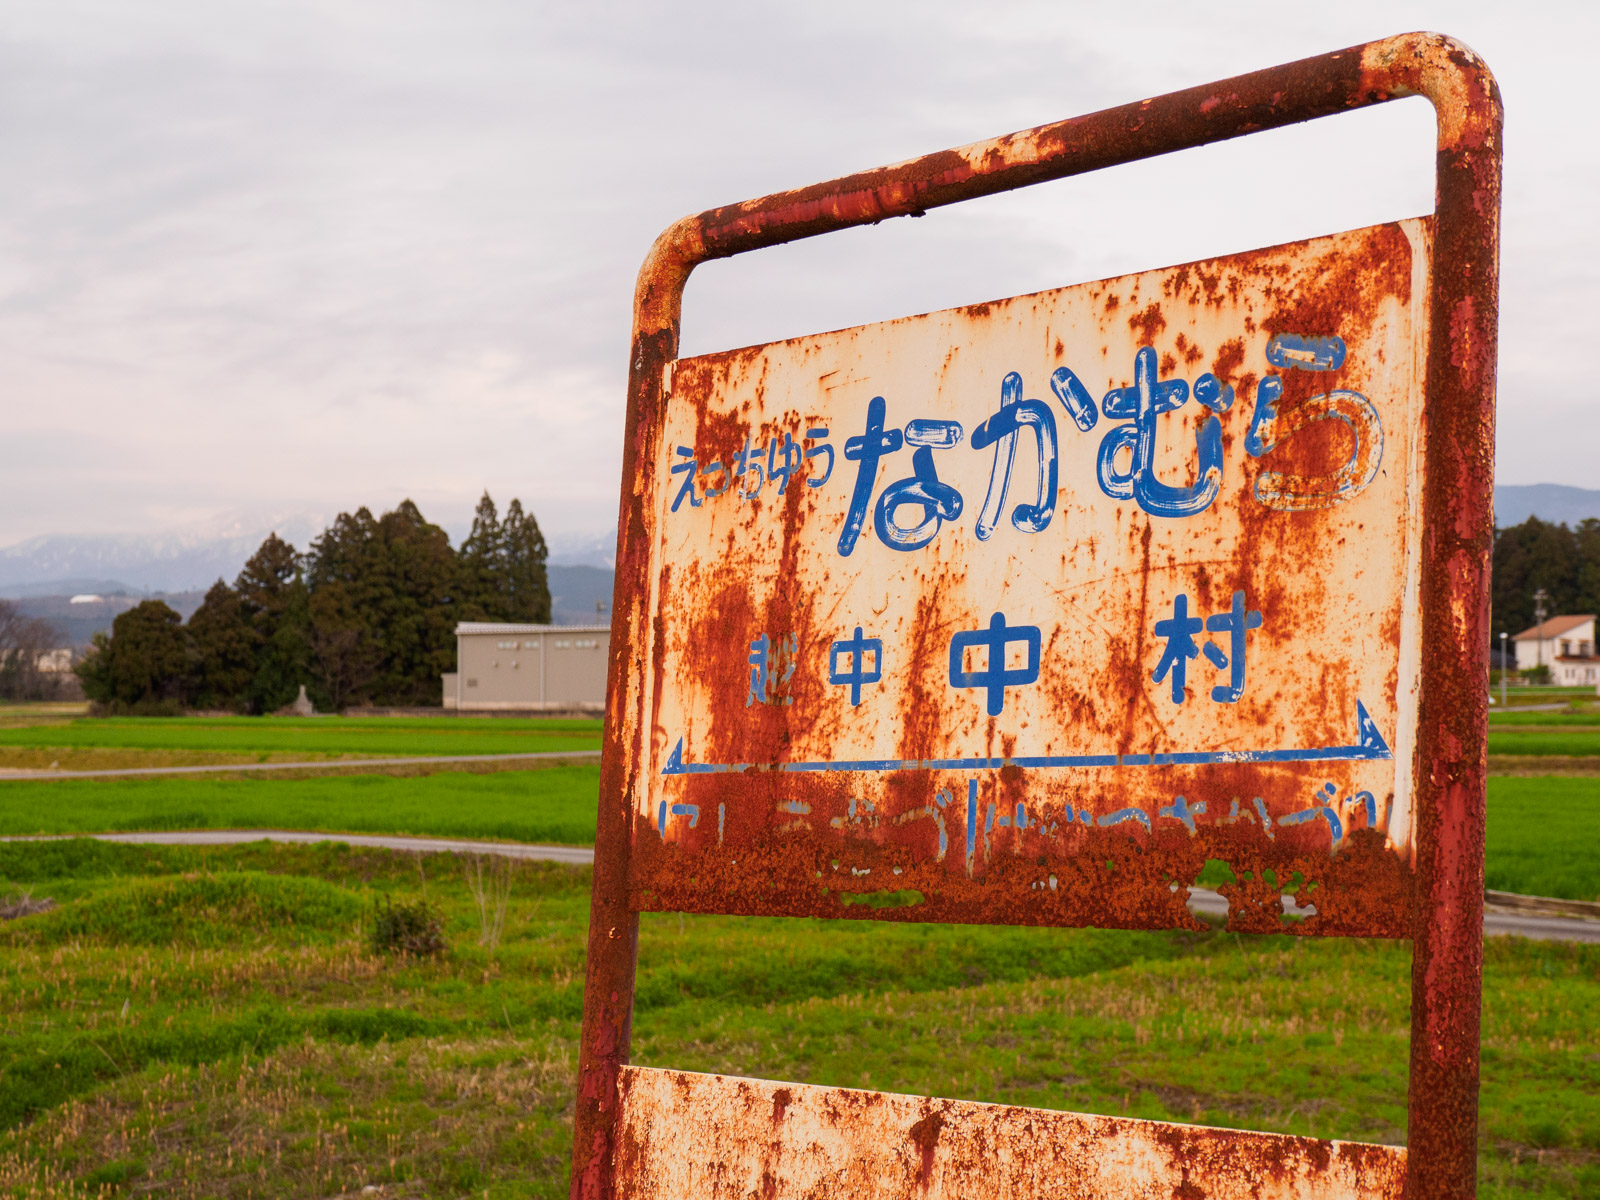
[575,31,1500,1200]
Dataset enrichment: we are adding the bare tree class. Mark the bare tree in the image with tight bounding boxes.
[0,600,65,700]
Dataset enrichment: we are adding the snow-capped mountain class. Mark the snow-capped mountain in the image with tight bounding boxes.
[0,513,329,596]
[0,514,620,597]
[6,484,1592,604]
[546,528,617,569]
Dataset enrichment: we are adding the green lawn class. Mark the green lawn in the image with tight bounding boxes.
[1490,711,1600,726]
[0,716,603,758]
[0,768,603,845]
[1488,730,1600,756]
[2,770,1597,900]
[0,840,1593,1198]
[1486,776,1600,900]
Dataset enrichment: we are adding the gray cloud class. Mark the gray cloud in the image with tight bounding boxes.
[0,0,1593,546]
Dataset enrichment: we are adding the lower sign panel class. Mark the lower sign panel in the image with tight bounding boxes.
[615,1066,1405,1199]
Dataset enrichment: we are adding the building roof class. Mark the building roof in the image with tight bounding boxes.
[1513,614,1595,641]
[455,622,611,635]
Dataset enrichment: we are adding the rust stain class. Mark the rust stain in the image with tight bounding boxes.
[576,30,1499,1200]
[1128,301,1167,345]
[613,1067,1406,1199]
[907,1108,943,1189]
[633,220,1425,942]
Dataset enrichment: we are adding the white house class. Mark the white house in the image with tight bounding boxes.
[1512,614,1599,685]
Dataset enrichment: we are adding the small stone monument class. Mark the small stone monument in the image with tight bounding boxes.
[288,684,315,716]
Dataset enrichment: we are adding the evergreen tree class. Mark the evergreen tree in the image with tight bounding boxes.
[236,533,312,712]
[500,498,551,623]
[79,495,564,713]
[77,600,188,711]
[305,510,386,709]
[307,584,383,710]
[455,491,502,620]
[1492,517,1581,644]
[303,501,461,706]
[368,500,460,704]
[74,632,114,705]
[186,580,256,711]
[305,510,383,592]
[1576,519,1600,617]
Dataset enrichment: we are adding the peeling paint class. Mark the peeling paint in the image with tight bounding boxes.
[574,30,1500,1200]
[615,1068,1407,1200]
[633,221,1425,942]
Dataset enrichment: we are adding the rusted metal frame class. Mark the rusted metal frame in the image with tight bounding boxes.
[1399,43,1502,1200]
[574,31,1501,1200]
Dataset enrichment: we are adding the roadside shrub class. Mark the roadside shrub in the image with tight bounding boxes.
[113,697,188,717]
[86,697,186,716]
[370,895,446,957]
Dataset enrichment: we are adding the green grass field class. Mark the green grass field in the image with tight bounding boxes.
[0,716,604,759]
[1486,776,1600,900]
[0,840,1593,1199]
[2,769,1597,899]
[1489,730,1600,756]
[1490,711,1600,726]
[0,768,603,845]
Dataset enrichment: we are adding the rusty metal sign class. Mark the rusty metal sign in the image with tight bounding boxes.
[576,31,1500,1200]
[634,218,1423,938]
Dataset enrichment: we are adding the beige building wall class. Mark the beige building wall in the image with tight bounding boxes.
[445,623,610,711]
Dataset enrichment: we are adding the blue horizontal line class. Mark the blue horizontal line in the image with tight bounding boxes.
[661,700,1391,777]
[670,745,1380,775]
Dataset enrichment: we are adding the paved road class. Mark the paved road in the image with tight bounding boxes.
[0,749,600,781]
[1490,701,1585,712]
[8,829,1598,943]
[1181,884,1600,943]
[3,828,596,864]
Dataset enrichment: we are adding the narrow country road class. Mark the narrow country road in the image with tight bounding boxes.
[2,828,594,864]
[0,749,600,781]
[6,828,1598,943]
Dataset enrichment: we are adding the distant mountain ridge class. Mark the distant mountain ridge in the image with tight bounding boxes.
[546,529,616,569]
[0,519,617,597]
[0,516,326,596]
[4,490,1594,604]
[14,591,207,648]
[548,564,615,625]
[1493,484,1600,528]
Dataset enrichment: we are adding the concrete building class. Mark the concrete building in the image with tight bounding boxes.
[442,622,610,712]
[1512,614,1599,685]
[34,648,73,674]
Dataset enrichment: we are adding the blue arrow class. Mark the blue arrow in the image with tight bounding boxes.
[660,702,1391,777]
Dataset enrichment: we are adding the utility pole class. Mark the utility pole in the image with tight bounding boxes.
[1500,630,1508,706]
[1533,587,1550,683]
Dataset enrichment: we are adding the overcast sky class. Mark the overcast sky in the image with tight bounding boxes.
[1,0,1593,548]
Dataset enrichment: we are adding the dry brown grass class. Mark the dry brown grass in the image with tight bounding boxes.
[0,1037,575,1199]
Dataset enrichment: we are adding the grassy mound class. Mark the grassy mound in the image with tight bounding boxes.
[3,871,365,949]
[0,841,1594,1198]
